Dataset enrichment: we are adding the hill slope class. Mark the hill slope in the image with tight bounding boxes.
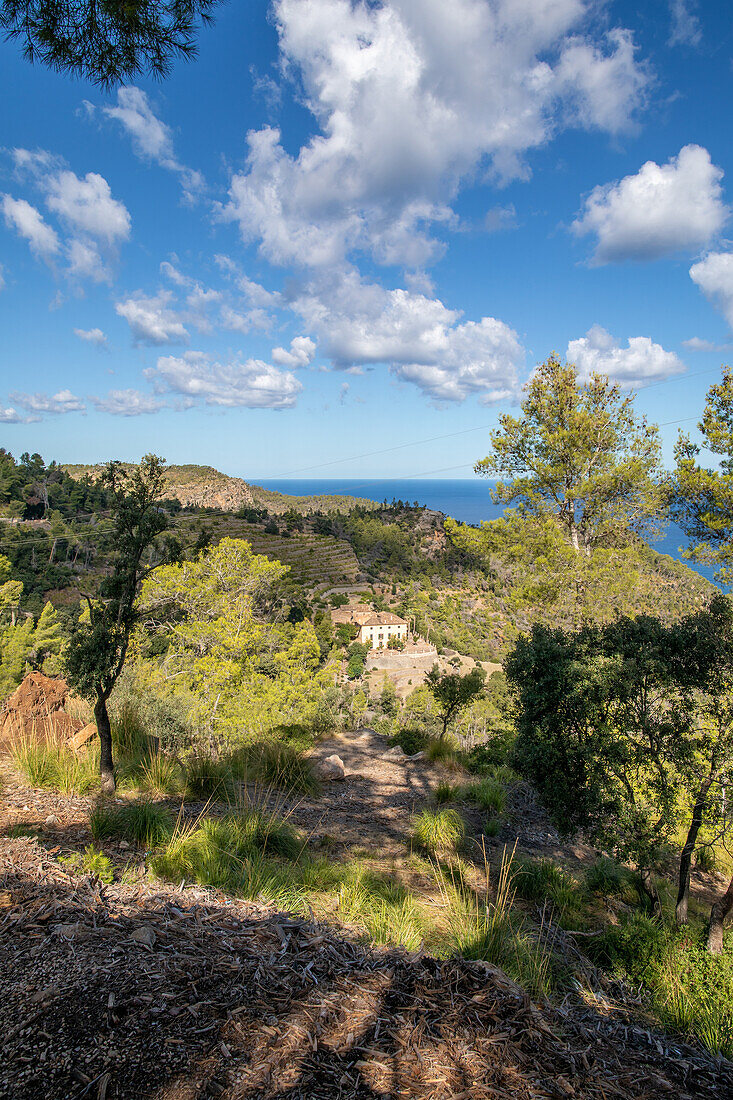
[63,463,379,515]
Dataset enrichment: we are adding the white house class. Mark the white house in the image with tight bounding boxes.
[358,612,408,649]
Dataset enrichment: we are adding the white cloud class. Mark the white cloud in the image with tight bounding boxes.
[74,327,108,347]
[271,336,316,368]
[45,170,130,244]
[10,389,86,414]
[690,252,733,330]
[574,145,728,263]
[150,351,303,409]
[102,87,204,201]
[115,291,189,345]
[223,0,649,269]
[293,270,523,403]
[0,406,26,423]
[682,336,729,352]
[669,0,702,47]
[67,238,109,283]
[1,195,60,259]
[91,389,164,416]
[566,325,685,387]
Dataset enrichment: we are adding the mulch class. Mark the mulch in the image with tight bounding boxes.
[1,836,731,1100]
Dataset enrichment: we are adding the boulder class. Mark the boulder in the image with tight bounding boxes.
[383,745,407,762]
[318,754,346,781]
[129,925,157,949]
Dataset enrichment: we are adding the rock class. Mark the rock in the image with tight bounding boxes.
[44,814,58,827]
[409,751,425,761]
[53,922,88,941]
[68,723,96,752]
[318,754,346,780]
[129,925,156,948]
[383,745,407,761]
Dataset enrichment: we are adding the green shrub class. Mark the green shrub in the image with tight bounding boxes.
[61,844,115,884]
[412,807,465,853]
[12,738,99,794]
[151,810,302,891]
[694,845,718,873]
[425,738,458,765]
[231,742,319,795]
[90,800,174,848]
[585,856,633,896]
[514,857,577,909]
[434,781,462,805]
[464,776,506,814]
[391,727,428,756]
[464,731,515,774]
[483,816,500,838]
[183,755,236,801]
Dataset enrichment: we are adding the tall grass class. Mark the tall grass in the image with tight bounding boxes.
[231,741,320,795]
[12,737,99,794]
[438,844,553,998]
[463,776,506,814]
[90,799,174,847]
[412,807,465,853]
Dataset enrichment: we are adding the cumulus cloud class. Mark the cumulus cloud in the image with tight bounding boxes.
[293,270,523,403]
[91,389,164,416]
[566,325,685,387]
[149,351,303,409]
[10,389,86,414]
[222,0,649,269]
[74,327,108,347]
[0,406,26,423]
[1,195,60,259]
[271,336,316,368]
[45,170,130,244]
[574,145,728,263]
[67,238,109,283]
[102,87,204,201]
[115,291,189,345]
[690,252,733,329]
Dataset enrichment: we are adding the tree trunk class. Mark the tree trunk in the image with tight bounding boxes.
[638,866,662,918]
[94,693,115,795]
[676,778,713,926]
[707,874,733,953]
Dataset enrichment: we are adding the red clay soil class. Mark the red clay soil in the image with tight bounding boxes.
[0,671,82,746]
[1,835,732,1100]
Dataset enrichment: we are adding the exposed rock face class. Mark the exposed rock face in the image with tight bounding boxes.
[0,672,83,746]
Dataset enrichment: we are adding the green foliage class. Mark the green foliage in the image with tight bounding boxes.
[425,737,458,764]
[584,857,634,897]
[464,776,506,814]
[433,781,462,804]
[390,726,429,756]
[513,857,578,909]
[138,537,331,738]
[464,734,515,775]
[60,844,115,884]
[412,807,465,853]
[12,738,99,794]
[183,754,237,802]
[670,366,733,584]
[0,0,221,87]
[425,664,485,739]
[231,741,320,795]
[475,354,664,553]
[89,799,174,848]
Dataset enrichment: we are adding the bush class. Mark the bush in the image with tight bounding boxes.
[464,776,506,814]
[391,727,428,756]
[464,732,515,774]
[425,738,458,765]
[412,808,465,853]
[183,755,237,801]
[585,856,633,896]
[694,845,719,873]
[434,781,462,805]
[12,737,99,794]
[513,857,578,909]
[90,800,174,848]
[61,844,115,884]
[231,742,320,795]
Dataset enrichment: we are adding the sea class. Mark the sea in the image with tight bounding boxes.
[250,477,721,587]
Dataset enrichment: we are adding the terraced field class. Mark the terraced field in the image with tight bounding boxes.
[198,517,361,586]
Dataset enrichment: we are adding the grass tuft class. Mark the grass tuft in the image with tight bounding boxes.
[12,737,99,794]
[231,742,320,795]
[425,738,458,765]
[183,755,237,802]
[433,781,462,805]
[412,807,465,853]
[463,776,506,814]
[89,799,174,848]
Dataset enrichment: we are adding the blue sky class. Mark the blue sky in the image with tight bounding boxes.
[2,0,733,479]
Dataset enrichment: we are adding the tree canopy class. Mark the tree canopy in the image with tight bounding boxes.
[475,354,664,554]
[0,0,220,86]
